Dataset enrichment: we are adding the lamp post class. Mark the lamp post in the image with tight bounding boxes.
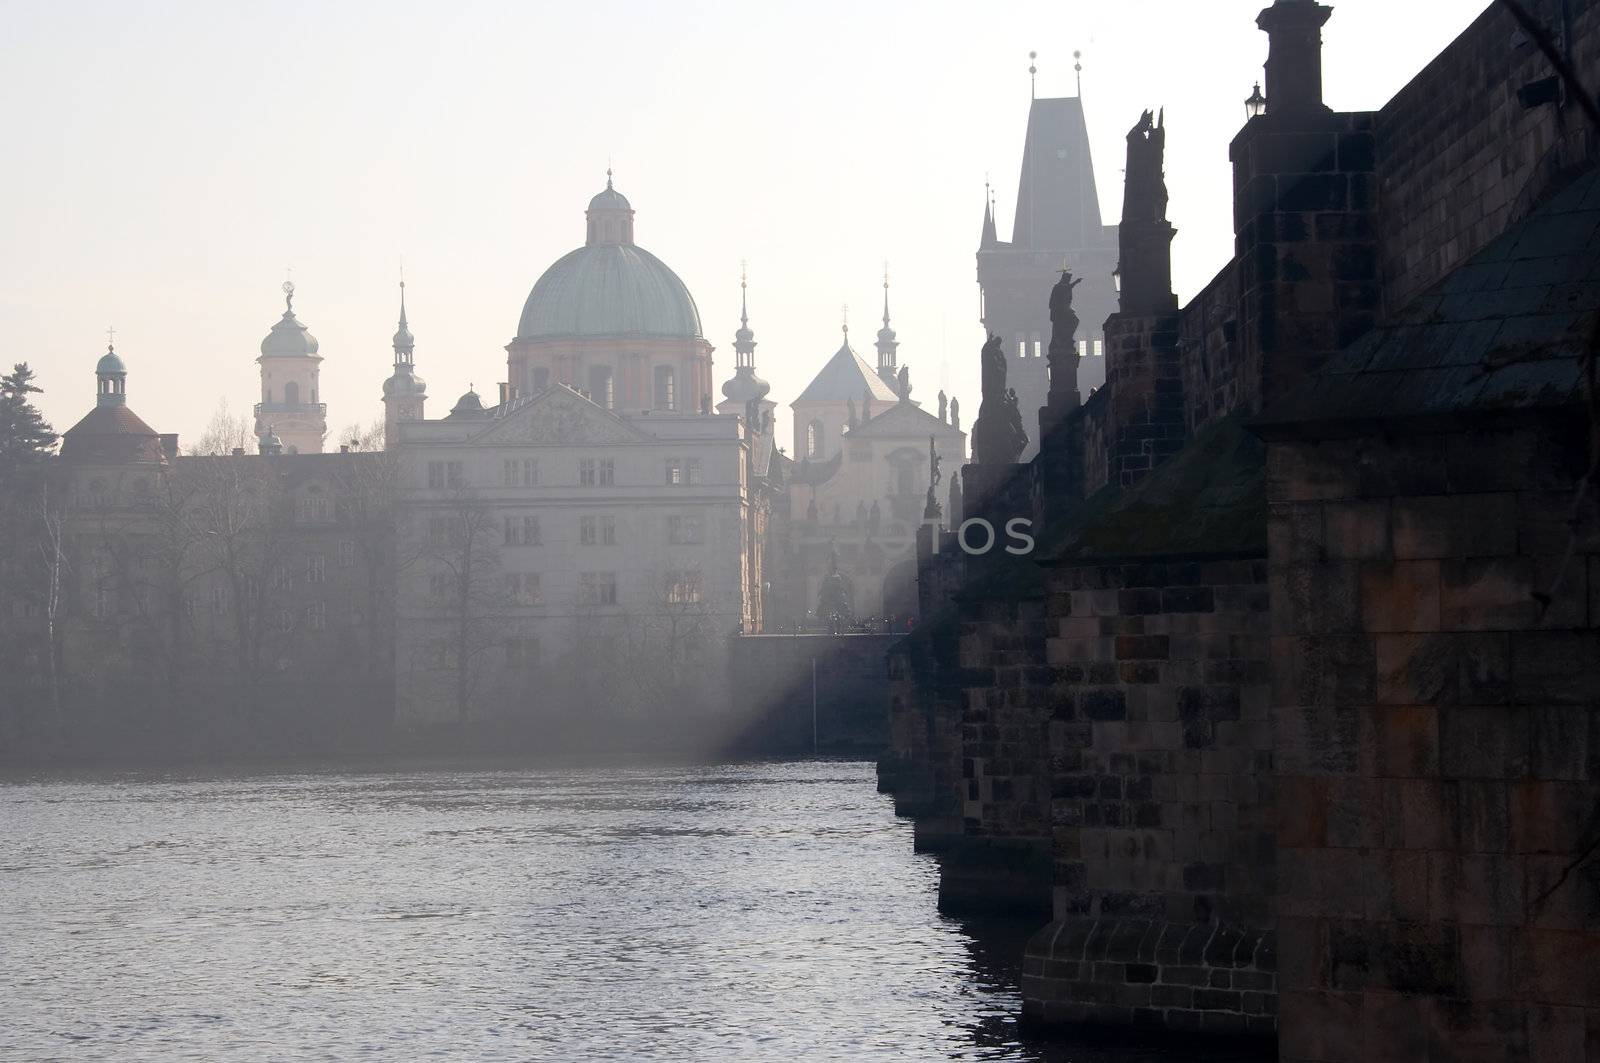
[1245,82,1268,120]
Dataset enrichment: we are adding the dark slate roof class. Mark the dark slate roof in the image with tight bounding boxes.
[1258,167,1600,431]
[1035,413,1266,565]
[795,342,900,404]
[1011,96,1108,251]
[847,398,963,441]
[60,404,166,464]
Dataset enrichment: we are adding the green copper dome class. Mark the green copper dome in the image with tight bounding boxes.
[517,243,703,340]
[516,177,703,341]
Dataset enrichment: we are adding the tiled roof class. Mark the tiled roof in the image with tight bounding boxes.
[795,342,899,404]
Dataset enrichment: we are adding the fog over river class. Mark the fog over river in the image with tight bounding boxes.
[3,760,1261,1061]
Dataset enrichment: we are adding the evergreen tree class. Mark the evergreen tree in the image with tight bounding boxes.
[0,363,58,479]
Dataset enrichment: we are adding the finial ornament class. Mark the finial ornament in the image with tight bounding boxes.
[882,262,891,323]
[1029,50,1038,99]
[1075,49,1083,96]
[606,163,613,189]
[739,259,749,324]
[282,270,295,311]
[105,325,116,351]
[842,302,849,339]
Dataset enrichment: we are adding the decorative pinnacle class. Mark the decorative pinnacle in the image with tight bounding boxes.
[1075,49,1083,96]
[282,270,295,311]
[1029,50,1037,98]
[105,325,115,351]
[605,163,613,190]
[739,259,749,325]
[842,302,849,339]
[882,262,891,324]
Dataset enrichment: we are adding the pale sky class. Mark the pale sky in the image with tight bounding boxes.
[1,0,1490,450]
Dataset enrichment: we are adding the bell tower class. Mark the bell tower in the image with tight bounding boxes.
[255,279,327,453]
[382,277,428,449]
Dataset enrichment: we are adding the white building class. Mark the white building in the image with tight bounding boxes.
[392,177,761,726]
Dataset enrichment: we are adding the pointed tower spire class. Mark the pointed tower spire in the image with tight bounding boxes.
[720,261,770,410]
[382,270,426,450]
[875,263,899,387]
[980,182,999,248]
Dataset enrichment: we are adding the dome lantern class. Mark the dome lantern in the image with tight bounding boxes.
[95,336,127,408]
[585,168,636,246]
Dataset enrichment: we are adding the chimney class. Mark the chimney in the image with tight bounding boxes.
[1257,0,1334,117]
[498,382,510,407]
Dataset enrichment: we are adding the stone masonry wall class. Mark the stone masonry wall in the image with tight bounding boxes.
[1022,556,1278,1034]
[1178,261,1245,439]
[1267,418,1600,1063]
[1376,0,1600,318]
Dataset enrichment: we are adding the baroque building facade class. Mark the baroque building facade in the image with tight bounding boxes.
[390,177,773,728]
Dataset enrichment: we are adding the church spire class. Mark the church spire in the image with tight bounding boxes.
[393,272,415,365]
[875,264,899,387]
[732,261,757,369]
[980,183,999,248]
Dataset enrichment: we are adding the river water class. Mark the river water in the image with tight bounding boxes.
[2,760,1258,1062]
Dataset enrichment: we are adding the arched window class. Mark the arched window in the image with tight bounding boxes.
[806,420,824,458]
[284,381,300,406]
[654,366,676,411]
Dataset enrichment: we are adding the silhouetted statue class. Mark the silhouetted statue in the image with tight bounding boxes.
[1046,268,1083,407]
[815,541,854,632]
[855,499,868,527]
[949,397,961,432]
[948,469,963,524]
[1124,109,1168,226]
[867,500,882,537]
[806,494,819,524]
[938,390,948,423]
[896,365,911,403]
[702,394,712,415]
[847,397,858,430]
[972,333,1028,465]
[862,390,874,422]
[924,435,943,520]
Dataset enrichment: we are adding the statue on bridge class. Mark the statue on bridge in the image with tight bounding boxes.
[1046,267,1083,409]
[815,540,855,634]
[972,332,1028,465]
[924,435,944,521]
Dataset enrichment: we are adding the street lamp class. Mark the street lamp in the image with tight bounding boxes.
[1245,83,1267,120]
[1111,263,1122,294]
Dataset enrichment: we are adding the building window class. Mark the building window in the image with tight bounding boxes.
[579,459,597,486]
[686,459,702,485]
[307,555,326,584]
[271,564,291,592]
[447,461,464,487]
[589,366,615,410]
[338,540,355,568]
[579,571,617,606]
[580,515,614,545]
[668,515,703,545]
[428,462,445,489]
[210,586,227,616]
[428,639,450,670]
[1093,339,1104,358]
[504,459,539,487]
[428,517,465,547]
[506,637,540,670]
[598,459,615,486]
[666,569,704,604]
[307,601,326,631]
[654,365,676,411]
[806,421,823,458]
[896,465,914,495]
[297,497,329,523]
[523,515,542,545]
[285,381,300,405]
[665,459,682,486]
[504,572,541,605]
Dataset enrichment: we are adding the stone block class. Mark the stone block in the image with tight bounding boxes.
[1510,779,1596,855]
[1512,928,1600,1008]
[1362,704,1439,779]
[1272,561,1363,635]
[1428,851,1526,926]
[1324,500,1391,560]
[1392,492,1517,560]
[1511,630,1600,704]
[1360,992,1430,1063]
[1267,439,1362,503]
[1382,778,1452,850]
[1440,555,1543,630]
[1279,989,1365,1063]
[1439,704,1530,780]
[1269,502,1327,563]
[1359,559,1442,633]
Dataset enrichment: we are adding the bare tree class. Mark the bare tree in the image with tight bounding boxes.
[414,482,507,721]
[190,399,254,456]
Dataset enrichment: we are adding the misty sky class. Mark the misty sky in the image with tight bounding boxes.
[2,0,1489,450]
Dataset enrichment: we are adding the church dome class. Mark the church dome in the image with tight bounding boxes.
[96,349,126,375]
[516,176,702,341]
[517,245,703,340]
[383,370,426,398]
[448,388,488,418]
[260,283,320,358]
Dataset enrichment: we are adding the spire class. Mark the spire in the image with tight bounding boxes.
[732,261,757,368]
[1074,50,1083,96]
[720,261,770,407]
[875,263,899,379]
[1028,50,1037,100]
[980,183,999,248]
[393,270,415,360]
